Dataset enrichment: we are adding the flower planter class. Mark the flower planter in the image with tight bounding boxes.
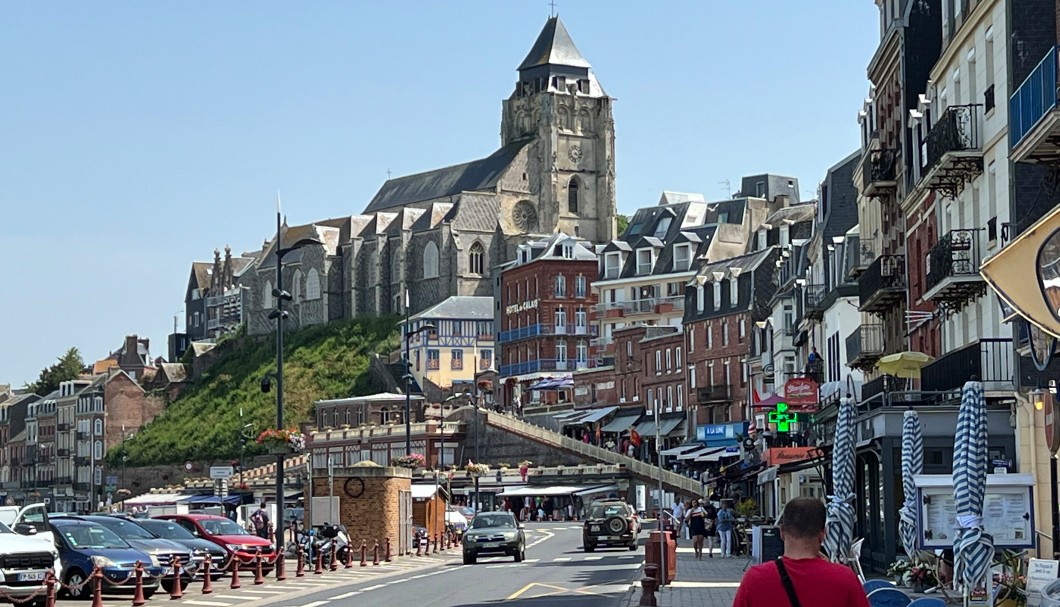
[266,444,293,455]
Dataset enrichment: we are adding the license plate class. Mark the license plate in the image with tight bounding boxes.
[483,542,500,548]
[604,536,619,541]
[17,572,45,582]
[590,525,600,531]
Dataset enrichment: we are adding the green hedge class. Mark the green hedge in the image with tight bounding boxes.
[114,317,400,466]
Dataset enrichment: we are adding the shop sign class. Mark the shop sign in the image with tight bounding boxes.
[574,386,589,396]
[696,421,748,444]
[783,378,819,410]
[764,447,816,466]
[596,381,615,390]
[505,299,539,315]
[767,402,796,432]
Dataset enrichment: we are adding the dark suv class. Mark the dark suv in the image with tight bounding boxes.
[583,500,638,552]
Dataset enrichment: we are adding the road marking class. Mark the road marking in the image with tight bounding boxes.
[238,589,286,594]
[552,557,572,561]
[619,555,636,559]
[360,584,386,591]
[182,601,237,607]
[297,601,331,607]
[584,556,603,560]
[330,591,361,599]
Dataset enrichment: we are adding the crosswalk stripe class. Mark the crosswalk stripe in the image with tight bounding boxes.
[182,601,238,607]
[295,601,331,607]
[584,556,603,560]
[552,557,572,561]
[331,591,361,599]
[237,589,286,594]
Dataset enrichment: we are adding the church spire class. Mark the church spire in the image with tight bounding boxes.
[518,16,591,75]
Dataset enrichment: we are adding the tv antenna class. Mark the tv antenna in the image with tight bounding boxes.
[718,179,732,199]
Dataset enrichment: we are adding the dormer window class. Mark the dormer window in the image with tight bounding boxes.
[729,277,739,306]
[636,249,654,275]
[674,244,692,271]
[654,217,672,239]
[713,281,722,309]
[604,253,622,279]
[562,243,574,259]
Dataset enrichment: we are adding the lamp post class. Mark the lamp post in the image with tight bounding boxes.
[403,292,435,456]
[261,197,320,532]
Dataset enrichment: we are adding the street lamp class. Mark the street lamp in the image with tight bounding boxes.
[402,295,435,456]
[260,197,321,532]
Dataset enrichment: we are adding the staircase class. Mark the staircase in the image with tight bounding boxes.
[483,410,705,497]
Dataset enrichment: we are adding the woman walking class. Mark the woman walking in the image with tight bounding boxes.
[703,501,718,557]
[717,499,737,557]
[686,499,707,559]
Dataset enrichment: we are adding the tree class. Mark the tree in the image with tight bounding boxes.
[616,214,630,237]
[29,347,85,396]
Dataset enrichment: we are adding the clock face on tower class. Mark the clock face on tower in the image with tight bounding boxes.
[568,145,582,163]
[512,201,538,233]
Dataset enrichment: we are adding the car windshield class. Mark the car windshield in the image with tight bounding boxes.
[60,524,129,549]
[457,507,475,517]
[471,515,515,529]
[140,521,195,540]
[200,519,248,536]
[588,504,628,519]
[95,519,156,540]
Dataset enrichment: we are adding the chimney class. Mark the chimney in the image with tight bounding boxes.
[124,335,138,358]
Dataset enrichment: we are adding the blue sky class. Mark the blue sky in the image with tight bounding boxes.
[0,1,878,386]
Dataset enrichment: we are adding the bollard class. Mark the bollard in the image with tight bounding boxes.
[253,549,265,585]
[415,534,422,557]
[201,557,213,595]
[639,564,659,607]
[372,541,380,566]
[313,549,324,575]
[45,571,56,607]
[384,536,392,562]
[229,555,242,590]
[344,544,353,569]
[131,561,146,607]
[90,566,104,607]
[295,548,305,578]
[329,544,338,572]
[359,541,367,567]
[433,534,439,554]
[275,553,286,582]
[168,557,184,600]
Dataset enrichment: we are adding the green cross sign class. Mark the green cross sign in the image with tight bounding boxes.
[768,402,796,432]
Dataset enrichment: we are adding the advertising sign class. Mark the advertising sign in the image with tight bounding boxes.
[915,474,1035,550]
[764,447,817,466]
[783,378,818,410]
[1026,558,1059,606]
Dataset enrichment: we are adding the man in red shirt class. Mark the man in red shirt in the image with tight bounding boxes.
[732,497,869,607]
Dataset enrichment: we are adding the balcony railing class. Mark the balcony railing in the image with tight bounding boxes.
[56,448,71,457]
[862,148,898,196]
[498,323,598,343]
[925,229,987,310]
[1010,46,1058,152]
[858,255,906,312]
[922,104,984,198]
[804,284,827,320]
[697,386,731,403]
[846,324,884,369]
[847,236,876,279]
[920,338,1014,393]
[593,297,684,316]
[57,423,71,432]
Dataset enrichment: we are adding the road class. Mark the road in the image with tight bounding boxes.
[56,522,643,607]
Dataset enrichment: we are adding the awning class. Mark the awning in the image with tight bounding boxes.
[553,410,585,421]
[636,419,658,435]
[123,493,186,506]
[664,419,686,437]
[660,443,703,457]
[696,448,740,463]
[180,494,242,506]
[757,466,779,485]
[601,412,642,433]
[678,446,720,461]
[752,393,784,409]
[577,406,619,424]
[498,485,592,497]
[573,485,619,498]
[411,485,440,500]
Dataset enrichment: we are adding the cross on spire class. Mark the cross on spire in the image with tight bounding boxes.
[386,168,392,180]
[549,0,557,17]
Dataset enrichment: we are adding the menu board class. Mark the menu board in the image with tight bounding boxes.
[919,485,1034,549]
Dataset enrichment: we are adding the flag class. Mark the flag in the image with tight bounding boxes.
[751,383,761,406]
[630,428,642,447]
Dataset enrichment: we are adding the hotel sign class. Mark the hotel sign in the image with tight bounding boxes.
[505,299,539,315]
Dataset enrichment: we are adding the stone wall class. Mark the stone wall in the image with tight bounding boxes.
[311,465,411,551]
[453,407,590,467]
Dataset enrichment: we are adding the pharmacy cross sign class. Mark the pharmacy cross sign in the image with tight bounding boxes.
[768,402,796,433]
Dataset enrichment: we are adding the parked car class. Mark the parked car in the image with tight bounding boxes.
[582,500,639,552]
[64,515,201,592]
[136,519,227,579]
[0,518,61,607]
[154,514,275,566]
[49,518,164,600]
[461,512,525,565]
[445,507,468,535]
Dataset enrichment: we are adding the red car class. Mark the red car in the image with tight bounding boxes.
[154,514,275,565]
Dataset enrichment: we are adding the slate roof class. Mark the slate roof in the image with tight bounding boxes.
[518,17,591,70]
[190,262,212,291]
[408,296,494,322]
[257,221,342,269]
[513,233,597,266]
[363,139,531,214]
[158,363,188,384]
[762,203,816,228]
[604,201,716,280]
[448,194,503,233]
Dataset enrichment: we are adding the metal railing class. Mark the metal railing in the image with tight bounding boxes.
[593,297,685,315]
[1010,46,1058,149]
[924,104,984,172]
[846,324,884,365]
[920,338,1014,392]
[804,284,827,316]
[858,255,905,306]
[926,229,982,292]
[498,323,598,343]
[863,148,898,186]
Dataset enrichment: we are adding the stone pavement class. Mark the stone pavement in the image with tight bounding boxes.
[616,544,746,607]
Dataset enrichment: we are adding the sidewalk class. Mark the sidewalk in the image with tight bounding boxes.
[617,544,745,607]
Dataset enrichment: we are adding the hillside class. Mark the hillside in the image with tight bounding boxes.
[115,317,400,466]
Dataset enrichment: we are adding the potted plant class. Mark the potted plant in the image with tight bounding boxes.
[886,559,911,586]
[518,460,532,482]
[256,428,307,454]
[904,562,938,593]
[391,453,426,470]
[994,549,1028,607]
[465,461,490,476]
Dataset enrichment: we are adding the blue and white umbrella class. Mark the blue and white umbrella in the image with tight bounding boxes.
[824,395,856,562]
[952,380,993,592]
[899,409,923,558]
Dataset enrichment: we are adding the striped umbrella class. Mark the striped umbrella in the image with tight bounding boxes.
[824,395,856,562]
[952,380,993,592]
[899,409,924,558]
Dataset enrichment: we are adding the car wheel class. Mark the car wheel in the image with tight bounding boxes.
[143,589,156,600]
[514,545,524,563]
[629,542,638,551]
[63,569,87,600]
[584,543,595,553]
[462,553,476,565]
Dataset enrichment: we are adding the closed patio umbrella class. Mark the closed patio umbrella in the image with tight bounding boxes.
[952,379,993,595]
[823,395,856,562]
[876,351,935,379]
[899,409,924,558]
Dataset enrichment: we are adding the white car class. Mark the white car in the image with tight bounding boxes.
[446,509,468,534]
[0,504,62,607]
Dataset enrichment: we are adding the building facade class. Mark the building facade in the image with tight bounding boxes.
[404,296,496,393]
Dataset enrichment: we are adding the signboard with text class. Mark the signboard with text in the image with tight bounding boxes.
[914,473,1035,550]
[783,378,819,411]
[696,422,748,445]
[764,447,816,466]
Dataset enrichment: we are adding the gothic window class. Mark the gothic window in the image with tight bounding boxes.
[567,178,580,214]
[557,106,572,131]
[369,250,380,286]
[306,269,321,300]
[93,419,103,436]
[469,242,484,275]
[263,280,274,309]
[423,242,440,279]
[291,270,302,304]
[576,109,592,133]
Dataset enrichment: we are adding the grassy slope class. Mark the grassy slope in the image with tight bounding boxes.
[118,317,399,466]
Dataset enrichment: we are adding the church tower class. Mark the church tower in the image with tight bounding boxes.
[501,17,617,243]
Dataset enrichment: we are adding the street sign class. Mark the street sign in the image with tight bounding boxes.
[1046,391,1060,455]
[209,466,235,480]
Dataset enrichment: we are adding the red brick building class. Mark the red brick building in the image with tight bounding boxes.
[497,234,599,410]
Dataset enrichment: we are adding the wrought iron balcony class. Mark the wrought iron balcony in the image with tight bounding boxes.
[56,448,71,457]
[803,284,827,321]
[696,386,731,404]
[862,148,898,197]
[924,229,987,312]
[498,358,573,377]
[858,255,906,313]
[498,323,598,343]
[846,324,884,370]
[922,104,984,198]
[920,338,1014,393]
[1010,46,1060,162]
[847,236,877,279]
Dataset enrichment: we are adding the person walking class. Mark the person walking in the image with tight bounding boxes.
[251,501,271,541]
[732,497,869,607]
[686,499,708,559]
[703,501,718,557]
[717,499,736,557]
[670,498,685,545]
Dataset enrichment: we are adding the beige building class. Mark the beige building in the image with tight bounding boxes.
[404,296,496,393]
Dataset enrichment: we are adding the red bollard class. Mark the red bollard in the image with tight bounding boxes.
[329,544,338,572]
[253,549,265,585]
[384,537,392,562]
[442,533,449,550]
[91,566,104,607]
[433,534,439,554]
[201,557,213,595]
[359,541,367,567]
[168,557,184,600]
[372,541,380,566]
[275,553,286,582]
[295,548,305,578]
[344,545,353,569]
[415,534,422,557]
[131,561,146,606]
[45,571,56,607]
[313,549,324,575]
[229,555,242,590]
